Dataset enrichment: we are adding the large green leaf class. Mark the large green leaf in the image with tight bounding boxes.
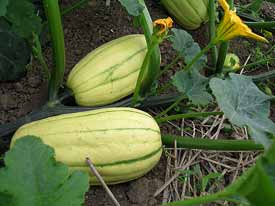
[0,136,89,206]
[118,0,144,16]
[210,73,275,149]
[169,28,207,71]
[0,0,9,16]
[6,0,42,38]
[248,158,275,205]
[227,141,275,206]
[0,19,31,81]
[172,70,212,105]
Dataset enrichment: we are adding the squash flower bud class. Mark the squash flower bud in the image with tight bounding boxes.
[153,17,173,36]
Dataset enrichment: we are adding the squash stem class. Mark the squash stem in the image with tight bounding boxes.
[137,0,161,96]
[183,42,214,72]
[208,0,218,66]
[158,54,181,78]
[162,135,264,151]
[215,43,229,73]
[0,93,180,137]
[164,191,229,206]
[156,112,223,124]
[43,0,65,102]
[215,0,234,74]
[155,95,187,119]
[132,41,158,106]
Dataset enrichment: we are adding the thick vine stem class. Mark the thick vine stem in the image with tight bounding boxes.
[209,0,218,66]
[43,0,65,101]
[162,135,264,151]
[137,0,161,96]
[132,41,157,106]
[0,93,179,137]
[215,0,234,73]
[215,43,229,73]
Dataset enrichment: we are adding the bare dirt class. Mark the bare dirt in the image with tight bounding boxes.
[0,0,275,205]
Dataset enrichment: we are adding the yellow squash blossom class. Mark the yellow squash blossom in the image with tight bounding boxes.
[153,17,173,36]
[215,0,268,43]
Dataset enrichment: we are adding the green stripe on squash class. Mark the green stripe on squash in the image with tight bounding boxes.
[72,47,147,92]
[72,148,162,185]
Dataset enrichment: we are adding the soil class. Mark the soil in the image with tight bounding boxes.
[0,0,275,206]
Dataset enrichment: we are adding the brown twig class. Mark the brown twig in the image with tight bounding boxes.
[86,158,121,206]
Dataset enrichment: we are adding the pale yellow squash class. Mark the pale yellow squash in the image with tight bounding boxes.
[11,107,162,185]
[67,35,148,106]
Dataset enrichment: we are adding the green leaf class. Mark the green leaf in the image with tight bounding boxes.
[172,70,213,105]
[231,141,275,206]
[0,193,13,206]
[210,73,275,149]
[6,0,42,38]
[169,28,207,71]
[0,136,89,206]
[118,0,144,16]
[0,0,9,16]
[0,19,31,81]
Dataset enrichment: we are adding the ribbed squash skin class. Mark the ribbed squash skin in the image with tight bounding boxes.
[161,0,209,30]
[11,108,162,185]
[67,35,147,106]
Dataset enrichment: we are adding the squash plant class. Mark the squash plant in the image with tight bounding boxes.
[0,0,275,205]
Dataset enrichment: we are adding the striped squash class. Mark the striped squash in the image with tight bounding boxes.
[11,108,162,185]
[67,34,148,106]
[161,0,209,30]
